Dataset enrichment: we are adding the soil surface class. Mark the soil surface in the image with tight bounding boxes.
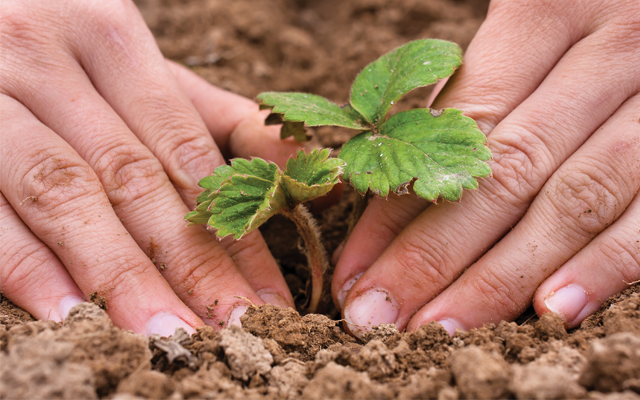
[3,0,640,399]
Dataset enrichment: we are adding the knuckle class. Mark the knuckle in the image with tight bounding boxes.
[176,247,235,294]
[391,234,453,289]
[596,238,640,284]
[548,161,625,236]
[223,232,265,261]
[0,243,52,294]
[22,151,103,215]
[468,270,521,315]
[92,256,150,296]
[610,12,640,48]
[487,126,549,206]
[0,5,45,62]
[138,104,221,174]
[75,0,130,26]
[96,144,167,206]
[0,4,32,41]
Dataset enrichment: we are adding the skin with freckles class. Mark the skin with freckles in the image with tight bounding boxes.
[0,0,299,336]
[335,0,640,337]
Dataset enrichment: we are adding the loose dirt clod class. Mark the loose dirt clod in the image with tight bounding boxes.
[579,332,640,392]
[301,362,391,400]
[509,364,586,399]
[219,324,273,381]
[449,346,511,399]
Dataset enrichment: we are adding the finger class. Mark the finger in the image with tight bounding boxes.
[431,0,587,133]
[221,231,294,308]
[331,193,429,310]
[340,10,640,336]
[0,94,202,336]
[408,92,640,333]
[164,60,260,155]
[0,191,85,322]
[166,61,304,168]
[333,0,584,312]
[534,194,640,328]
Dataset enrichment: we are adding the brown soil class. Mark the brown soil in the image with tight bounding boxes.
[3,0,640,399]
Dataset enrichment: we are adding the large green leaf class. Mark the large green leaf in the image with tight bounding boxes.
[340,108,491,201]
[282,149,345,204]
[350,39,462,127]
[257,92,368,133]
[186,150,345,240]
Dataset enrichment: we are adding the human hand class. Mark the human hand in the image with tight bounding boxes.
[0,0,302,336]
[333,0,640,337]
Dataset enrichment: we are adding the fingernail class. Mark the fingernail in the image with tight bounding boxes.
[337,272,363,310]
[544,284,588,325]
[145,312,196,337]
[227,305,248,327]
[59,295,85,321]
[257,290,291,309]
[344,289,398,338]
[437,318,464,336]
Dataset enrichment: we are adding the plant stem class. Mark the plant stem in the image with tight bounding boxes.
[283,204,328,314]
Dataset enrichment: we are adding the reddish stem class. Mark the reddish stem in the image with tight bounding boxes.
[284,204,328,313]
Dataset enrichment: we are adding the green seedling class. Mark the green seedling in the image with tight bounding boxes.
[187,39,492,314]
[258,39,492,202]
[186,149,344,313]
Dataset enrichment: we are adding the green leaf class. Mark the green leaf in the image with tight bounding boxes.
[280,121,309,142]
[340,108,491,201]
[186,150,345,240]
[188,158,288,240]
[263,112,309,142]
[283,149,345,204]
[185,209,212,226]
[350,39,462,127]
[257,92,368,131]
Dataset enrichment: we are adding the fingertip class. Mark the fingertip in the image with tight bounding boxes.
[535,283,600,328]
[228,110,302,168]
[227,305,249,327]
[257,289,293,309]
[145,311,197,338]
[331,240,345,267]
[335,272,363,311]
[310,182,344,212]
[58,294,86,322]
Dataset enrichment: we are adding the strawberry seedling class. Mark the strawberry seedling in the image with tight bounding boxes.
[186,149,344,313]
[187,39,492,314]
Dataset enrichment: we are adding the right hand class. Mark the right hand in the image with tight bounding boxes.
[0,0,301,336]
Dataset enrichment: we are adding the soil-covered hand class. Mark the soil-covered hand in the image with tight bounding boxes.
[334,0,640,337]
[0,0,301,336]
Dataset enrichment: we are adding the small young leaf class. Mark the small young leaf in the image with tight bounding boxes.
[203,158,288,240]
[340,108,491,201]
[187,151,345,240]
[257,92,368,131]
[350,39,462,127]
[282,149,345,204]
